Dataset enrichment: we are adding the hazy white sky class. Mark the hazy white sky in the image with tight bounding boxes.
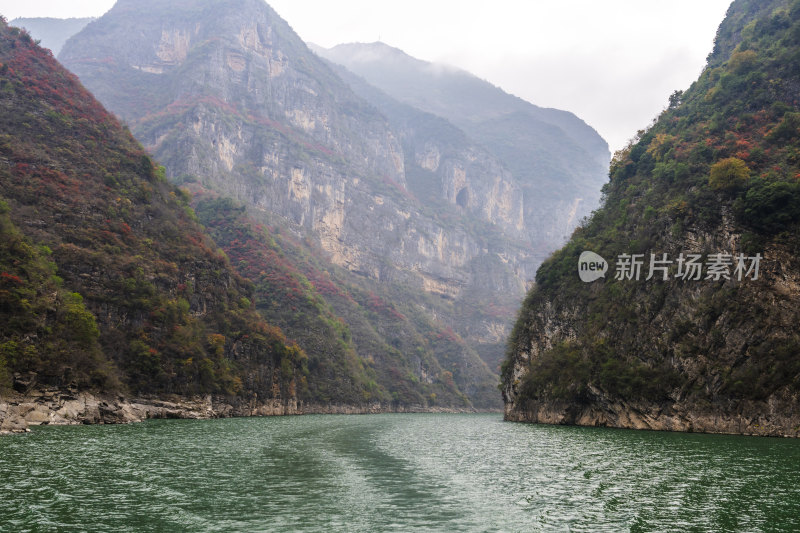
[1,0,732,152]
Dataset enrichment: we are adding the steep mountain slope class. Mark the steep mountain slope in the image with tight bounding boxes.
[59,0,535,291]
[57,0,536,407]
[314,42,610,243]
[0,20,303,406]
[8,17,93,56]
[319,60,538,371]
[502,0,800,437]
[0,201,116,391]
[192,193,494,407]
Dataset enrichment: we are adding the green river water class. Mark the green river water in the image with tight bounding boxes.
[1,413,799,532]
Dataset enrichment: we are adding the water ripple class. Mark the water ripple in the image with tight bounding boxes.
[1,414,799,532]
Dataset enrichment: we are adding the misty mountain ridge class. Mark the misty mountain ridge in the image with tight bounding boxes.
[8,17,94,55]
[313,41,609,162]
[314,40,610,245]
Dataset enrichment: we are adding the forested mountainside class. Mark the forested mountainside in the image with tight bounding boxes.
[313,42,610,245]
[192,193,497,408]
[55,0,608,408]
[503,0,800,437]
[0,20,304,405]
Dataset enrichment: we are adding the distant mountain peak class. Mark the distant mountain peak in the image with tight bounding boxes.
[9,16,94,55]
[315,41,609,175]
[326,41,422,62]
[320,41,480,83]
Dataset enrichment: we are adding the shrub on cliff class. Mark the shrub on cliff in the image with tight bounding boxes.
[709,157,750,191]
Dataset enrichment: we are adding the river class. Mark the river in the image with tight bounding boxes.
[1,413,799,531]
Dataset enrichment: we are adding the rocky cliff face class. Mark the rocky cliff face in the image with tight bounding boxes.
[60,0,537,302]
[504,226,800,437]
[502,0,800,436]
[324,59,527,239]
[313,42,610,247]
[57,0,584,407]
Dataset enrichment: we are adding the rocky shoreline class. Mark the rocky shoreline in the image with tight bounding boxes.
[0,388,487,435]
[504,393,800,438]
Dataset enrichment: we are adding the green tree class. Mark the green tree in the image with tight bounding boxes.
[738,180,800,234]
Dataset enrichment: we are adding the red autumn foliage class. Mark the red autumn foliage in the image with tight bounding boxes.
[1,271,23,284]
